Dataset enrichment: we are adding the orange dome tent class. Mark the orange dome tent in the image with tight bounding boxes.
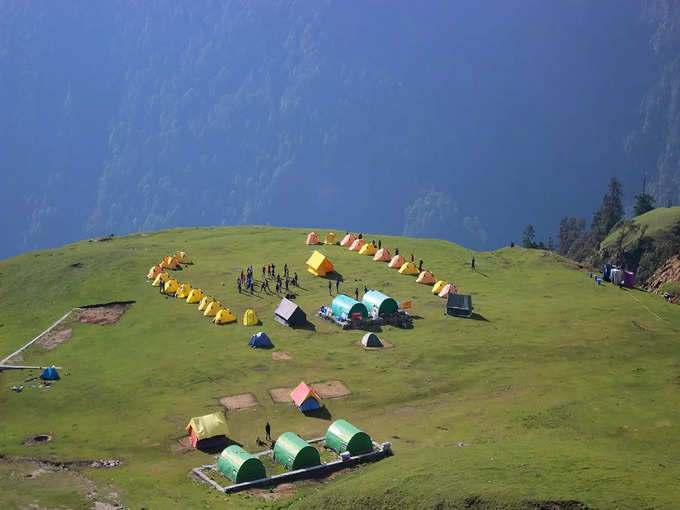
[416,271,436,284]
[147,265,163,279]
[340,233,356,247]
[160,256,180,270]
[373,248,391,261]
[388,255,405,268]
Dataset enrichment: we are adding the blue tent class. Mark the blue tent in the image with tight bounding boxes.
[41,367,60,380]
[249,332,273,349]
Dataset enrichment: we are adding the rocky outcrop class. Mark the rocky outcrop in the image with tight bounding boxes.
[646,254,680,292]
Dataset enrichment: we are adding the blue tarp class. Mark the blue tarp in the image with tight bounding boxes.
[41,367,60,380]
[249,332,273,349]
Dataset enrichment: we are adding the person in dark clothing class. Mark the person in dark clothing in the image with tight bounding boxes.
[237,278,242,293]
[410,253,414,262]
[419,258,423,271]
[284,264,288,277]
[363,284,368,294]
[395,247,399,255]
[355,287,359,300]
[285,277,289,291]
[262,266,266,278]
[358,233,363,239]
[265,422,271,441]
[510,241,514,248]
[293,272,298,286]
[471,256,476,270]
[378,240,381,249]
[328,279,332,295]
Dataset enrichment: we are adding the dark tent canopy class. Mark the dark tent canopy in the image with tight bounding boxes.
[274,298,307,327]
[446,294,473,318]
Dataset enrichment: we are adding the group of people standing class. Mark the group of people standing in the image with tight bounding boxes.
[237,263,298,296]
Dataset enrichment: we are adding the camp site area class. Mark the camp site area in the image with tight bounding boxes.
[1,226,680,509]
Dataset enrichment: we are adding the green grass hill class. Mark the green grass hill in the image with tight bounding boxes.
[1,227,679,509]
[600,206,680,252]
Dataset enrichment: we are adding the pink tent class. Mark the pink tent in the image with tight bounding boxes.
[438,283,457,297]
[340,233,356,247]
[349,238,365,251]
[305,232,320,245]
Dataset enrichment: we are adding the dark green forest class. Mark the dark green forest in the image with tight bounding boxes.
[0,1,677,258]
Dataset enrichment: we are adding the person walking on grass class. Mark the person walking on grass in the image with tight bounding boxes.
[237,278,242,294]
[294,272,298,286]
[328,279,332,296]
[285,277,289,292]
[419,258,423,271]
[262,266,266,279]
[265,422,271,441]
[471,256,476,271]
[378,240,381,249]
[410,253,414,262]
[355,287,359,300]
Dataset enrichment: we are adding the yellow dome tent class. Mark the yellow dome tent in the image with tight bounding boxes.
[175,251,191,263]
[214,308,236,324]
[416,271,436,284]
[164,279,179,294]
[152,272,169,286]
[243,309,258,326]
[323,232,338,245]
[186,288,203,304]
[432,280,448,294]
[388,255,405,268]
[359,242,377,256]
[198,296,215,311]
[176,283,192,299]
[373,248,391,261]
[306,250,334,277]
[204,301,222,317]
[399,262,419,275]
[147,265,163,279]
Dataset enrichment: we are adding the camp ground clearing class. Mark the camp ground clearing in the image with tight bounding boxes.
[1,226,680,509]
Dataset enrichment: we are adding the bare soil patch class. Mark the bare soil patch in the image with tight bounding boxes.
[312,380,350,399]
[173,437,193,453]
[74,303,133,325]
[269,387,295,404]
[355,340,394,350]
[24,434,52,446]
[272,351,291,360]
[247,482,297,501]
[219,393,258,410]
[38,328,73,350]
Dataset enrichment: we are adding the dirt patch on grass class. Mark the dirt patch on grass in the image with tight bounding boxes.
[655,419,671,428]
[272,351,291,360]
[219,393,258,410]
[173,437,193,453]
[247,482,297,501]
[355,340,394,350]
[24,434,52,446]
[312,380,350,399]
[74,302,134,325]
[37,328,73,350]
[269,387,295,403]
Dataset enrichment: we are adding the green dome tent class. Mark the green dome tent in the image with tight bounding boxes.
[217,445,266,483]
[361,290,398,316]
[273,432,320,470]
[331,294,368,320]
[325,419,373,456]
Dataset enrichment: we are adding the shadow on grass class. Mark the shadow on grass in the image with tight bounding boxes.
[302,407,332,421]
[474,271,489,278]
[469,312,489,322]
[295,321,316,332]
[197,435,242,454]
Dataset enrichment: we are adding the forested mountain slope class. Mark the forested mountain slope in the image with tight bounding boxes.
[0,1,653,258]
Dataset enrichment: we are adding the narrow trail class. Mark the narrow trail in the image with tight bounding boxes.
[0,309,74,366]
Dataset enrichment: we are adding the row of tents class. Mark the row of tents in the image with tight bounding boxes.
[149,251,192,273]
[188,412,372,483]
[147,268,259,325]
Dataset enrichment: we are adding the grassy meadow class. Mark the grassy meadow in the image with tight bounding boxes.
[1,226,679,509]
